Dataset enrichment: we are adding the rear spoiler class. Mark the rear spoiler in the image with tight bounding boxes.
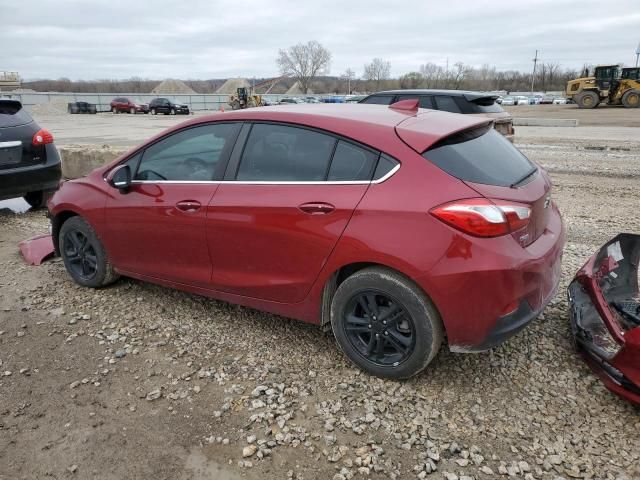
[464,94,499,106]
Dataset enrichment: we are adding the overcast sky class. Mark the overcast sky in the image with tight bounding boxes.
[2,0,639,80]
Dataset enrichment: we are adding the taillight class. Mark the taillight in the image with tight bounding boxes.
[430,198,531,238]
[32,128,54,146]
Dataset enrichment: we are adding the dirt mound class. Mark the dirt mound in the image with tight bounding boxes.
[286,81,312,95]
[151,79,197,95]
[215,78,251,95]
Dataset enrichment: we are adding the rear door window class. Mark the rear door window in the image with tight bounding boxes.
[433,96,462,113]
[236,124,336,181]
[327,141,377,181]
[423,126,535,187]
[361,95,395,105]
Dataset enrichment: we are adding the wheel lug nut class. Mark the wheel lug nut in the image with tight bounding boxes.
[375,333,379,338]
[368,324,372,328]
[372,316,376,321]
[384,331,388,335]
[382,320,386,325]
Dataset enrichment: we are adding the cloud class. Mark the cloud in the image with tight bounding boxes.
[1,0,638,80]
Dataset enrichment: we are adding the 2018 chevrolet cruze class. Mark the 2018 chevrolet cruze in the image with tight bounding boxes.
[48,101,565,379]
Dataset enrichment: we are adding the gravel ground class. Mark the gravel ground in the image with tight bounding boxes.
[1,133,639,479]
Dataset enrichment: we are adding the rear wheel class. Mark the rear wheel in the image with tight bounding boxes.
[170,108,176,115]
[331,267,444,379]
[575,91,600,109]
[150,108,156,115]
[112,106,117,114]
[59,216,119,288]
[23,190,53,209]
[130,107,136,114]
[622,89,640,108]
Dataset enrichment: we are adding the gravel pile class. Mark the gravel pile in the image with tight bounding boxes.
[0,140,638,479]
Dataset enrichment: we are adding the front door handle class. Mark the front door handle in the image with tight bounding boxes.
[298,202,335,215]
[176,200,201,212]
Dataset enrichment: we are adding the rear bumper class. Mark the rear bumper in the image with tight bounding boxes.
[418,202,565,351]
[568,234,640,406]
[0,144,61,200]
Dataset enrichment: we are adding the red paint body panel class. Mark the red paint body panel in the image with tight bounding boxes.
[103,183,219,286]
[206,183,368,303]
[19,234,54,265]
[569,235,640,406]
[48,104,566,351]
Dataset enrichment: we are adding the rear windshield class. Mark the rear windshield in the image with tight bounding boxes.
[456,96,503,114]
[423,126,536,187]
[0,101,33,127]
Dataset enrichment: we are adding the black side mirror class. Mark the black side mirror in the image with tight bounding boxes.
[107,164,132,193]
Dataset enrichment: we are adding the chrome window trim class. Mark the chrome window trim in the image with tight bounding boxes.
[0,140,22,148]
[124,164,400,186]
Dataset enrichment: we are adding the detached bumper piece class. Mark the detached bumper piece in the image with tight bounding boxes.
[568,234,640,406]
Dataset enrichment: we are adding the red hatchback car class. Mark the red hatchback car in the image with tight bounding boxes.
[48,102,565,379]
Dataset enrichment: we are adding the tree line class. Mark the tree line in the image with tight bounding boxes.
[23,40,583,95]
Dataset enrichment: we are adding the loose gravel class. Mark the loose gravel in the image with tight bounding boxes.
[0,135,638,479]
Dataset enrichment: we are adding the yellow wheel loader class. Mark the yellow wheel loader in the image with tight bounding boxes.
[228,87,262,110]
[565,65,640,109]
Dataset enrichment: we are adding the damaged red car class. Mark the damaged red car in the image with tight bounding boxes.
[47,102,565,379]
[569,234,640,405]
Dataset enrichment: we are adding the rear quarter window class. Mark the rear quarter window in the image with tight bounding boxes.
[423,126,535,187]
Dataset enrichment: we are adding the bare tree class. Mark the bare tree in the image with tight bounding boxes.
[276,41,331,94]
[420,63,444,88]
[451,62,469,89]
[399,71,423,89]
[363,58,391,90]
[342,68,356,94]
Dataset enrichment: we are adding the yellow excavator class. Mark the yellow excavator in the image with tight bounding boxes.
[566,64,640,108]
[228,87,262,110]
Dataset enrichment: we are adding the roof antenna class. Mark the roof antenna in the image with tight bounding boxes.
[389,99,419,112]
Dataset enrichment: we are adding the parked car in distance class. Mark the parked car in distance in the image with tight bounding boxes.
[539,96,554,105]
[359,89,515,141]
[528,95,542,105]
[304,97,321,103]
[552,97,567,105]
[515,96,529,105]
[68,101,97,114]
[345,95,367,103]
[110,97,149,114]
[0,99,61,208]
[322,96,346,103]
[501,96,515,106]
[48,103,564,379]
[149,98,190,115]
[278,97,304,105]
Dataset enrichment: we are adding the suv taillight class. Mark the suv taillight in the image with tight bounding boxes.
[430,198,531,238]
[32,128,54,146]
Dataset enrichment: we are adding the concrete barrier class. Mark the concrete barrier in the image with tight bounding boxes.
[59,145,129,179]
[513,117,579,127]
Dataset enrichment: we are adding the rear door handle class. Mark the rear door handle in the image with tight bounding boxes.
[298,202,335,215]
[176,200,201,212]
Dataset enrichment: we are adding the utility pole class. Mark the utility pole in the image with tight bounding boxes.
[531,49,538,93]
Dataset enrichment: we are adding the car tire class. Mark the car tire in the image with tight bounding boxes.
[575,91,600,109]
[59,216,120,288]
[330,267,444,379]
[622,89,640,108]
[23,190,52,209]
[130,107,136,114]
[150,108,156,115]
[170,108,176,115]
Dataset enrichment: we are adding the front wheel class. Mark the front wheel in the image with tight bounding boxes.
[575,91,600,109]
[622,89,640,108]
[170,108,176,115]
[59,216,120,288]
[150,108,156,115]
[331,267,444,379]
[130,107,136,114]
